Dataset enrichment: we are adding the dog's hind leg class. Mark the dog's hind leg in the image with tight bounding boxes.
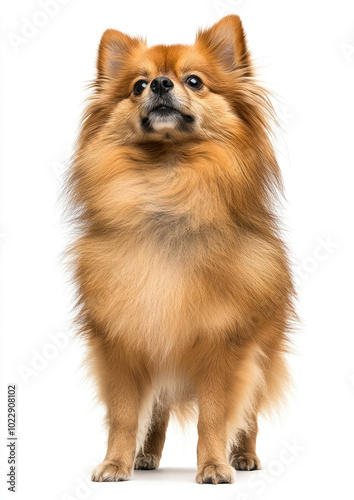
[229,415,261,471]
[135,401,170,470]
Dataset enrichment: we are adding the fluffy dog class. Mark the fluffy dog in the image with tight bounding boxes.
[66,15,295,484]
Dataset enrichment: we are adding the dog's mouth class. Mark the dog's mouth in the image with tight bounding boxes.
[150,104,180,115]
[141,104,194,129]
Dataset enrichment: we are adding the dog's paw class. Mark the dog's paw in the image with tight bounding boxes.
[196,463,234,484]
[134,453,159,470]
[230,452,261,471]
[91,461,132,482]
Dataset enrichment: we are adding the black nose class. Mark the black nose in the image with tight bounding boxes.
[150,77,174,95]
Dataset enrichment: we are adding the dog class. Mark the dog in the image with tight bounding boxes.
[65,15,295,484]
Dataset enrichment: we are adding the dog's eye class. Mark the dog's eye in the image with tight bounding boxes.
[185,75,203,90]
[133,80,148,96]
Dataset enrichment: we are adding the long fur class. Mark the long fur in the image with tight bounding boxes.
[64,15,296,483]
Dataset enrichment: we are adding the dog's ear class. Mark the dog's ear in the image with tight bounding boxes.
[97,29,144,80]
[196,15,251,73]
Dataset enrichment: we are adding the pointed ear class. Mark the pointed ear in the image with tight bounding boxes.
[196,15,251,73]
[97,29,144,80]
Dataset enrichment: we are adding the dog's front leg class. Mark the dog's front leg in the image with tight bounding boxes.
[91,344,144,482]
[194,344,236,485]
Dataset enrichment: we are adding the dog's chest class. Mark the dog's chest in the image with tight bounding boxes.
[124,168,227,250]
[96,168,239,349]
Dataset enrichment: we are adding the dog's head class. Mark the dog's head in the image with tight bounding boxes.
[89,16,257,144]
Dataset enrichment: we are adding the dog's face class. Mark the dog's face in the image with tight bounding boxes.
[95,16,253,144]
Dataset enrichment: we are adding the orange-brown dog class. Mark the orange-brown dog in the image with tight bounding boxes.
[66,15,295,484]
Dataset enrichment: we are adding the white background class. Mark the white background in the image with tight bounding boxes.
[1,1,354,499]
